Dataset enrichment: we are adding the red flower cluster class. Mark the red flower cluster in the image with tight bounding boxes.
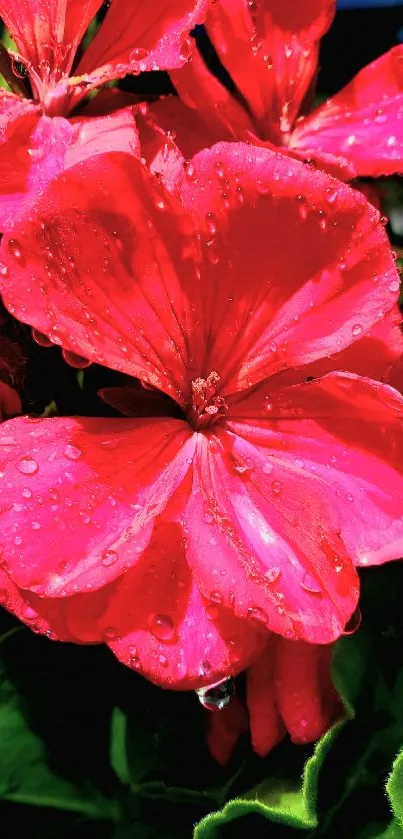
[0,0,402,759]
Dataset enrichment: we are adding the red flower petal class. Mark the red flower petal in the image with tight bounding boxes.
[99,519,265,689]
[185,429,359,644]
[179,143,399,394]
[134,105,185,193]
[207,698,249,765]
[273,638,340,743]
[0,0,102,78]
[0,93,40,229]
[148,94,242,161]
[76,0,208,86]
[0,415,194,595]
[0,152,201,404]
[246,641,285,756]
[229,372,403,568]
[0,381,21,417]
[169,39,257,145]
[268,306,403,388]
[206,0,334,142]
[292,46,403,178]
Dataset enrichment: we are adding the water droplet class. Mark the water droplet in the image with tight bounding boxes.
[271,480,282,495]
[0,263,9,276]
[205,212,217,236]
[17,456,38,475]
[64,444,82,460]
[14,535,22,545]
[62,350,91,369]
[149,613,175,641]
[103,626,118,639]
[210,590,223,604]
[196,677,235,711]
[22,487,32,499]
[389,279,400,293]
[301,570,322,594]
[101,549,118,567]
[266,567,281,583]
[23,604,38,620]
[130,46,148,63]
[206,604,219,620]
[352,324,363,337]
[8,238,25,264]
[32,328,53,347]
[343,606,362,636]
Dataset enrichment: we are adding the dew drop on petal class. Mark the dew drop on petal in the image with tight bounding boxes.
[64,444,82,460]
[101,549,118,567]
[271,480,282,495]
[17,456,38,475]
[196,677,235,711]
[352,324,363,337]
[8,238,25,264]
[300,570,322,594]
[209,590,223,605]
[266,566,281,584]
[149,613,175,641]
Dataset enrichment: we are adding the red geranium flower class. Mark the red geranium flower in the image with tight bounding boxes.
[150,0,403,180]
[0,143,402,689]
[0,0,207,227]
[207,637,342,762]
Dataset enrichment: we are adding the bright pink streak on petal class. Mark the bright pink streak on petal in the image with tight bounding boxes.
[246,640,285,756]
[229,372,403,569]
[0,152,202,405]
[206,0,334,142]
[0,415,194,596]
[292,46,403,178]
[179,143,399,394]
[274,638,341,743]
[0,107,140,231]
[0,0,102,79]
[185,431,359,644]
[76,0,208,86]
[101,518,265,689]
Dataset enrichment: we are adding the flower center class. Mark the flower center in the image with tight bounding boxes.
[187,372,228,430]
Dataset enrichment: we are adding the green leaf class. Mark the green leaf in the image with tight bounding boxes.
[387,748,403,828]
[0,635,118,821]
[193,634,364,839]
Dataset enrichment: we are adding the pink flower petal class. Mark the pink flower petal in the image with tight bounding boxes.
[229,372,403,568]
[185,430,359,644]
[292,46,403,178]
[100,518,265,689]
[75,0,208,86]
[179,143,399,393]
[0,415,194,595]
[0,152,202,404]
[206,0,334,142]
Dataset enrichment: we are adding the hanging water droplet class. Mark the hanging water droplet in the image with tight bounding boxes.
[17,456,38,475]
[62,350,91,369]
[196,677,235,711]
[149,613,175,641]
[342,606,362,636]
